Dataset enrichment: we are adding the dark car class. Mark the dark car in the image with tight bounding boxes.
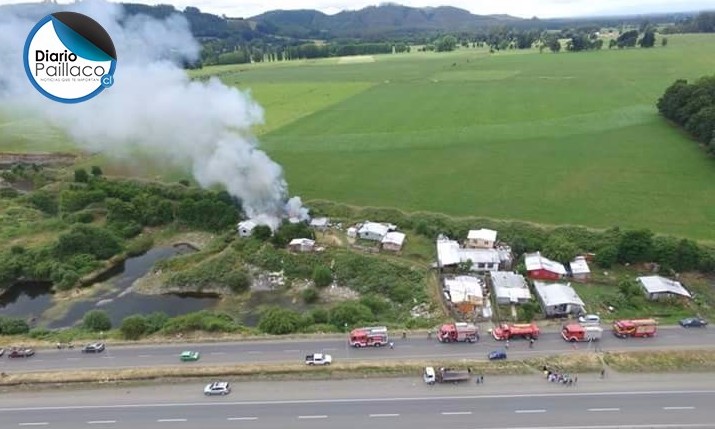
[488,349,507,360]
[8,348,35,358]
[679,317,708,328]
[82,342,106,353]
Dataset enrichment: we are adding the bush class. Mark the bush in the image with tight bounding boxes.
[312,265,332,288]
[55,224,122,260]
[144,312,169,334]
[302,287,320,304]
[309,308,329,324]
[329,300,374,329]
[162,311,238,334]
[74,168,89,183]
[252,225,272,241]
[82,310,111,332]
[0,316,30,335]
[120,315,148,340]
[258,307,303,335]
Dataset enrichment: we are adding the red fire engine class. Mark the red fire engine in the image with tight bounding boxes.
[492,323,540,341]
[349,326,389,347]
[613,319,657,338]
[437,322,478,343]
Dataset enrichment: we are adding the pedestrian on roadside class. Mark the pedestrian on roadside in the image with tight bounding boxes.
[402,331,407,339]
[505,339,510,349]
[574,375,578,385]
[389,341,394,349]
[480,375,484,384]
[529,338,535,348]
[600,368,605,379]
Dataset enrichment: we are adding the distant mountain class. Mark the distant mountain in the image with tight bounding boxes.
[250,4,522,38]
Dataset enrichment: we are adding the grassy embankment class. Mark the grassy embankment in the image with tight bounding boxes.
[3,349,715,387]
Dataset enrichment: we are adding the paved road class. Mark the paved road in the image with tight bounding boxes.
[0,373,714,428]
[0,325,712,373]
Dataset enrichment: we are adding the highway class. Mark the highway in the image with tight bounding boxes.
[0,325,713,373]
[0,373,714,428]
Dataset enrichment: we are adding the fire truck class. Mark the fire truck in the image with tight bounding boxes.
[437,322,479,343]
[492,323,540,341]
[561,323,603,342]
[613,319,657,338]
[349,326,389,347]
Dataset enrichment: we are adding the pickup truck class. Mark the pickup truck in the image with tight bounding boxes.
[305,353,332,365]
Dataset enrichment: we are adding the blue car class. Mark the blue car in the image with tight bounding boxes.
[488,349,507,360]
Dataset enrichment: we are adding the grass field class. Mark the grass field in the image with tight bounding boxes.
[4,35,715,240]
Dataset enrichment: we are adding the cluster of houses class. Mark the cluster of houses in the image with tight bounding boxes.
[437,229,694,320]
[236,217,407,254]
[346,221,407,252]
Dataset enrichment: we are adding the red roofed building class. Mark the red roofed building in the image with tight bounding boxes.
[524,251,567,281]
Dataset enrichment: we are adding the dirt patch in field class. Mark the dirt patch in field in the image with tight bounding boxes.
[0,152,78,167]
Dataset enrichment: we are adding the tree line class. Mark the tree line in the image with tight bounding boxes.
[657,75,715,154]
[662,12,715,34]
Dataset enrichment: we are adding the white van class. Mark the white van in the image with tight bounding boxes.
[423,366,436,385]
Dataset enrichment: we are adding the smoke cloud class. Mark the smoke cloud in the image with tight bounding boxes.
[0,0,307,228]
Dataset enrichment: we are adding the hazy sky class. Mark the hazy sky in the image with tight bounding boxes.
[0,0,712,18]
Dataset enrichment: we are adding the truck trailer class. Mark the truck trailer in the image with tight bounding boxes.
[492,323,540,341]
[613,319,657,338]
[423,366,471,385]
[437,322,479,343]
[349,326,389,347]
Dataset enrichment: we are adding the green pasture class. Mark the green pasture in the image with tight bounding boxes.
[3,35,715,240]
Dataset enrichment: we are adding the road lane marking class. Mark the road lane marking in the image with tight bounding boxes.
[2,390,714,412]
[298,415,327,419]
[515,409,546,413]
[210,352,227,356]
[441,411,472,415]
[88,421,117,424]
[227,417,257,421]
[18,424,48,427]
[66,358,81,361]
[588,408,620,412]
[369,414,399,417]
[663,406,695,410]
[247,351,262,354]
[101,356,115,359]
[323,348,337,351]
[138,354,152,358]
[475,425,714,429]
[157,419,187,422]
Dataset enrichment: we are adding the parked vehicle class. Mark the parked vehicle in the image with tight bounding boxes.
[561,324,603,342]
[204,382,231,396]
[180,351,200,361]
[488,349,507,360]
[349,326,389,348]
[679,317,708,328]
[492,323,539,341]
[578,314,601,325]
[437,322,478,343]
[423,366,470,384]
[81,343,105,353]
[613,319,657,338]
[305,353,332,365]
[56,342,74,349]
[8,348,35,358]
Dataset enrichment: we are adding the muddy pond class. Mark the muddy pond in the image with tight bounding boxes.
[0,246,219,329]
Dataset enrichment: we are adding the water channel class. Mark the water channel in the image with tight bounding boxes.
[0,246,219,329]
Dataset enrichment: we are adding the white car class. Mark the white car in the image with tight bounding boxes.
[204,381,231,396]
[305,353,332,365]
[579,314,601,325]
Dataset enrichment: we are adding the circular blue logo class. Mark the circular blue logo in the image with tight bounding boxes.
[23,12,117,104]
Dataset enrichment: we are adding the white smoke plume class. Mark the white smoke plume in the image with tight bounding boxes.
[0,0,308,228]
